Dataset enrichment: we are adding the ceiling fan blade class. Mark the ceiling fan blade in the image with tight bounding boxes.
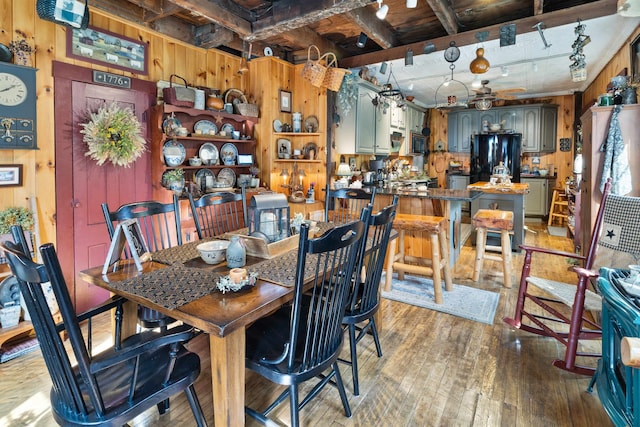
[498,94,518,100]
[496,87,526,94]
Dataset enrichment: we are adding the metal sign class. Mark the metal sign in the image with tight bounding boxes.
[92,71,131,89]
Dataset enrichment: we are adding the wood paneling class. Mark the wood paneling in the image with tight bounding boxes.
[0,1,253,254]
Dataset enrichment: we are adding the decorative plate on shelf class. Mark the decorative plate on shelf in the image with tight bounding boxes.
[194,120,217,135]
[195,168,215,189]
[273,119,283,132]
[304,115,319,132]
[217,168,237,187]
[221,123,235,135]
[277,138,292,159]
[198,142,219,165]
[162,114,181,137]
[220,143,238,165]
[163,140,186,166]
[302,142,318,160]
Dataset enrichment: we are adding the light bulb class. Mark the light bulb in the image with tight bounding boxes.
[471,76,482,89]
[376,1,389,19]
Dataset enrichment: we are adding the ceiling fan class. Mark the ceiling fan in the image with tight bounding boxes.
[470,80,525,103]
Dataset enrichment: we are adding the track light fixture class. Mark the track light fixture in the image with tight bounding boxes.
[405,48,413,66]
[407,0,417,7]
[376,0,388,19]
[356,32,367,48]
[501,66,509,77]
[379,61,388,75]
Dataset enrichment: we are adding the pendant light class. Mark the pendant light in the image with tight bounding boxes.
[475,98,492,111]
[356,32,367,48]
[469,48,490,74]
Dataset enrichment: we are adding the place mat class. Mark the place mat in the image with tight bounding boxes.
[248,250,319,287]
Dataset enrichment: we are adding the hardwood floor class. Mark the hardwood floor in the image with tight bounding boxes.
[0,221,612,426]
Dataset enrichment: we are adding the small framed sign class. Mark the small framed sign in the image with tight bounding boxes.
[279,90,292,113]
[102,218,150,274]
[0,164,22,187]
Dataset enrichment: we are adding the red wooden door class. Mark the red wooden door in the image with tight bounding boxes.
[54,62,155,312]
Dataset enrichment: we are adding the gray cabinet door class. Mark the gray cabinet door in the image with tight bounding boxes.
[478,111,496,128]
[540,106,557,152]
[498,108,523,132]
[355,88,376,154]
[522,178,548,216]
[375,105,391,154]
[521,107,540,152]
[455,111,476,152]
[448,112,458,152]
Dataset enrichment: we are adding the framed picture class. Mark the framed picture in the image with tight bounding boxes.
[631,33,640,79]
[102,218,150,274]
[66,25,148,75]
[280,90,292,113]
[0,164,22,187]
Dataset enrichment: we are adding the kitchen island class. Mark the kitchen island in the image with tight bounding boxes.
[466,182,529,250]
[373,187,482,268]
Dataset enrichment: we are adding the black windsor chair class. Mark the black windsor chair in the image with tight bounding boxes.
[340,195,398,395]
[244,216,368,427]
[324,185,376,223]
[101,197,182,331]
[1,239,208,427]
[188,190,247,239]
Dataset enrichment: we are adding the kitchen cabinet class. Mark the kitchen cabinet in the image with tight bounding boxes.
[446,174,470,212]
[151,104,258,203]
[448,110,476,152]
[577,104,640,256]
[335,80,390,155]
[400,103,425,155]
[448,104,556,153]
[521,177,555,217]
[390,100,405,129]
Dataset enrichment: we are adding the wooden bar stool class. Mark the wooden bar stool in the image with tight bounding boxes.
[472,209,514,288]
[384,213,452,304]
[547,187,569,226]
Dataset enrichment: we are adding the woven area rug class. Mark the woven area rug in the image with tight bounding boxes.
[381,273,500,325]
[0,336,39,363]
[547,226,568,237]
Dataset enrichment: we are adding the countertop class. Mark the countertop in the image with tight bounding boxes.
[466,182,529,195]
[374,187,483,202]
[520,174,557,179]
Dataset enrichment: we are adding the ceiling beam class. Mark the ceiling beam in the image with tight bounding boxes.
[533,0,544,15]
[149,15,195,43]
[279,26,343,59]
[165,0,253,37]
[141,2,184,22]
[425,0,458,35]
[90,0,148,24]
[246,0,372,42]
[339,0,618,68]
[343,7,397,49]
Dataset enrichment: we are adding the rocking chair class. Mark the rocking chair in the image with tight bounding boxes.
[504,180,640,375]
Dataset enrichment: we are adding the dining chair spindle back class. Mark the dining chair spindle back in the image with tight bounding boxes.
[188,191,247,239]
[325,185,376,223]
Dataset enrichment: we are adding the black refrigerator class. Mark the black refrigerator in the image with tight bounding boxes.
[470,133,522,183]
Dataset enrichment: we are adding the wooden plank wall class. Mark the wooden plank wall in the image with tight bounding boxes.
[0,0,250,248]
[249,57,328,200]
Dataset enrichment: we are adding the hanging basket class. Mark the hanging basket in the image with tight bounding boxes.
[36,0,89,29]
[301,45,328,88]
[322,53,351,92]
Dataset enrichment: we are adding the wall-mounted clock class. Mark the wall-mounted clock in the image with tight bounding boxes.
[0,62,37,150]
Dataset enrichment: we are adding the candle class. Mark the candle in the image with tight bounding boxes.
[229,268,247,284]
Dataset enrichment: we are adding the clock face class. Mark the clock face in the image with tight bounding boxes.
[444,42,460,63]
[0,72,28,106]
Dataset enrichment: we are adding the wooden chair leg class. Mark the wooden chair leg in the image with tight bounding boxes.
[430,232,443,304]
[501,230,512,288]
[385,238,397,292]
[473,227,486,282]
[439,228,453,292]
[548,190,558,226]
[397,230,405,281]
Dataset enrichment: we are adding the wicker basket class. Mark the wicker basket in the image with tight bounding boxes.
[235,103,259,117]
[322,53,351,92]
[301,45,327,88]
[37,0,89,29]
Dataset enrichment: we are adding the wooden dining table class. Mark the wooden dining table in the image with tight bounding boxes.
[79,237,313,427]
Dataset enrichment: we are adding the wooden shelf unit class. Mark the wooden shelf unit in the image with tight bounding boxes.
[151,104,259,203]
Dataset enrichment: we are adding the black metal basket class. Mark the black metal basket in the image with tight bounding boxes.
[36,0,89,29]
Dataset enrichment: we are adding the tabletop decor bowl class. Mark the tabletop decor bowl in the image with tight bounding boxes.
[197,240,230,264]
[538,169,549,176]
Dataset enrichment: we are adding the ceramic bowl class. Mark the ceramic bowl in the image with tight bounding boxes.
[197,240,230,265]
[538,169,549,176]
[189,157,202,166]
[489,124,502,131]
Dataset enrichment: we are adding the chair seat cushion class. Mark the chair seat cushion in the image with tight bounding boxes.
[526,276,602,312]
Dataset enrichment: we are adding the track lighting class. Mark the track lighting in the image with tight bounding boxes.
[501,66,509,77]
[423,42,436,54]
[471,75,483,89]
[379,61,388,75]
[407,0,417,8]
[376,0,388,19]
[405,48,413,66]
[356,32,367,48]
